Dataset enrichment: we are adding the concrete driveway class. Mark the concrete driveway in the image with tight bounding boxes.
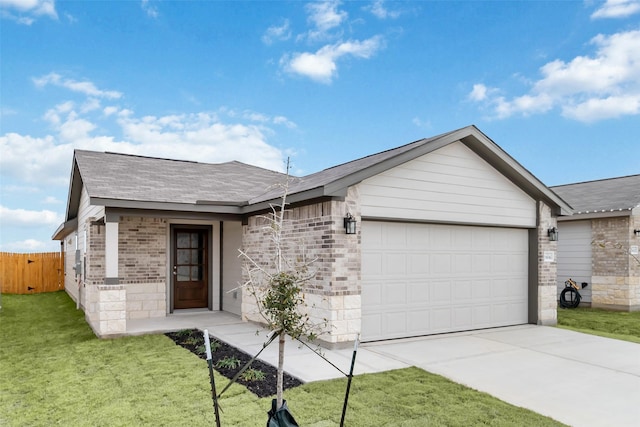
[364,325,640,427]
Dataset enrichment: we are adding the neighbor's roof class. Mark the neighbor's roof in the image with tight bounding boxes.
[551,174,640,215]
[53,125,573,240]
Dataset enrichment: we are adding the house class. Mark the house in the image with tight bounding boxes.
[53,125,572,345]
[551,175,640,311]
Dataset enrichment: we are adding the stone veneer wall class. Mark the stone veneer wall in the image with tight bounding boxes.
[537,202,558,325]
[242,187,361,345]
[591,215,640,311]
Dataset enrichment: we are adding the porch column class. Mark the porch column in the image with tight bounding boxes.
[105,216,119,284]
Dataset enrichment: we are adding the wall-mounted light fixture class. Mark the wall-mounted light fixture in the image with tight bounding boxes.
[634,229,640,237]
[344,213,357,235]
[548,227,559,241]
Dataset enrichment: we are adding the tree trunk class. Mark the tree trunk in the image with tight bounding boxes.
[277,332,285,409]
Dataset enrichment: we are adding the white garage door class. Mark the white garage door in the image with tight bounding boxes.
[361,221,529,341]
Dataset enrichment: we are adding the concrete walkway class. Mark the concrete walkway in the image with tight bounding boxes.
[129,314,640,427]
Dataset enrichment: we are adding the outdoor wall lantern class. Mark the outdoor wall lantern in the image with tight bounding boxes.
[548,227,559,241]
[344,213,357,235]
[634,229,640,237]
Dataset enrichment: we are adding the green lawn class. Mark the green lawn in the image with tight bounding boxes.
[557,306,640,343]
[0,292,563,426]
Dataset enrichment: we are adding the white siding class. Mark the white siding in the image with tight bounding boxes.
[360,142,536,227]
[361,221,528,341]
[222,221,243,315]
[65,186,104,305]
[557,221,592,303]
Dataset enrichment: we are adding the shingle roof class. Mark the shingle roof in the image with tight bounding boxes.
[58,125,572,232]
[249,130,455,204]
[74,150,289,205]
[551,174,640,214]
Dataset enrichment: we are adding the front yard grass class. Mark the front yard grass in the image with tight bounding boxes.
[0,292,564,426]
[557,306,640,343]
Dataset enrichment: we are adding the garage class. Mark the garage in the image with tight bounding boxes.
[361,221,529,341]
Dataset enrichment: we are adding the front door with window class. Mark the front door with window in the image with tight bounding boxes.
[172,227,209,309]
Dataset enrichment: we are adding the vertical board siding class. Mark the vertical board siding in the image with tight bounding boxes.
[0,252,64,294]
[360,141,536,227]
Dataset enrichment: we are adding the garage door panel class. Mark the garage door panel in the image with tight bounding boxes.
[385,253,407,276]
[431,308,452,331]
[409,282,430,304]
[453,254,472,273]
[385,282,407,305]
[473,279,492,299]
[474,254,492,273]
[431,281,452,303]
[362,221,528,341]
[453,280,472,300]
[432,254,452,274]
[409,254,430,274]
[362,252,382,277]
[361,282,382,306]
[453,307,472,327]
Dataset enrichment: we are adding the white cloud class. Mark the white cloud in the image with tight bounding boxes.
[0,0,58,24]
[591,0,640,19]
[33,73,122,99]
[303,0,347,42]
[468,84,489,101]
[470,29,640,122]
[282,35,385,83]
[366,0,401,19]
[141,0,158,18]
[0,205,63,227]
[262,19,291,45]
[42,196,62,204]
[307,0,347,32]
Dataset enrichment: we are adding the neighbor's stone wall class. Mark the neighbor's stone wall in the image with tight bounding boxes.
[242,186,361,344]
[537,202,558,325]
[119,217,168,319]
[591,215,640,311]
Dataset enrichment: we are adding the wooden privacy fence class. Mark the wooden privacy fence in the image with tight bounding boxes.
[0,252,64,294]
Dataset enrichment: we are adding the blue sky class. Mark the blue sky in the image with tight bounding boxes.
[1,0,639,252]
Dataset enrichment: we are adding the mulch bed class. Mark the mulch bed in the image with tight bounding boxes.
[165,329,303,398]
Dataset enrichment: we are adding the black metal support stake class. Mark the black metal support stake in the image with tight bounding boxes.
[204,329,222,427]
[340,335,359,427]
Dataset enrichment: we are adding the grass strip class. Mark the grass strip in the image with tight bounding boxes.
[557,306,640,343]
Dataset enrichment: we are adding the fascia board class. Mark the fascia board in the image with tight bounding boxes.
[104,207,242,222]
[51,217,78,240]
[557,209,632,221]
[90,197,243,215]
[66,159,82,221]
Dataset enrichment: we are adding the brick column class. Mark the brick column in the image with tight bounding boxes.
[537,202,558,325]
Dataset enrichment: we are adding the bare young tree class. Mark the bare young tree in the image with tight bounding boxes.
[238,161,326,410]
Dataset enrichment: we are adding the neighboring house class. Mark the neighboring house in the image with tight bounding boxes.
[53,125,572,345]
[551,175,640,311]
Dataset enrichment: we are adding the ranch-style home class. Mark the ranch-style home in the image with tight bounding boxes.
[552,175,640,311]
[53,125,572,345]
